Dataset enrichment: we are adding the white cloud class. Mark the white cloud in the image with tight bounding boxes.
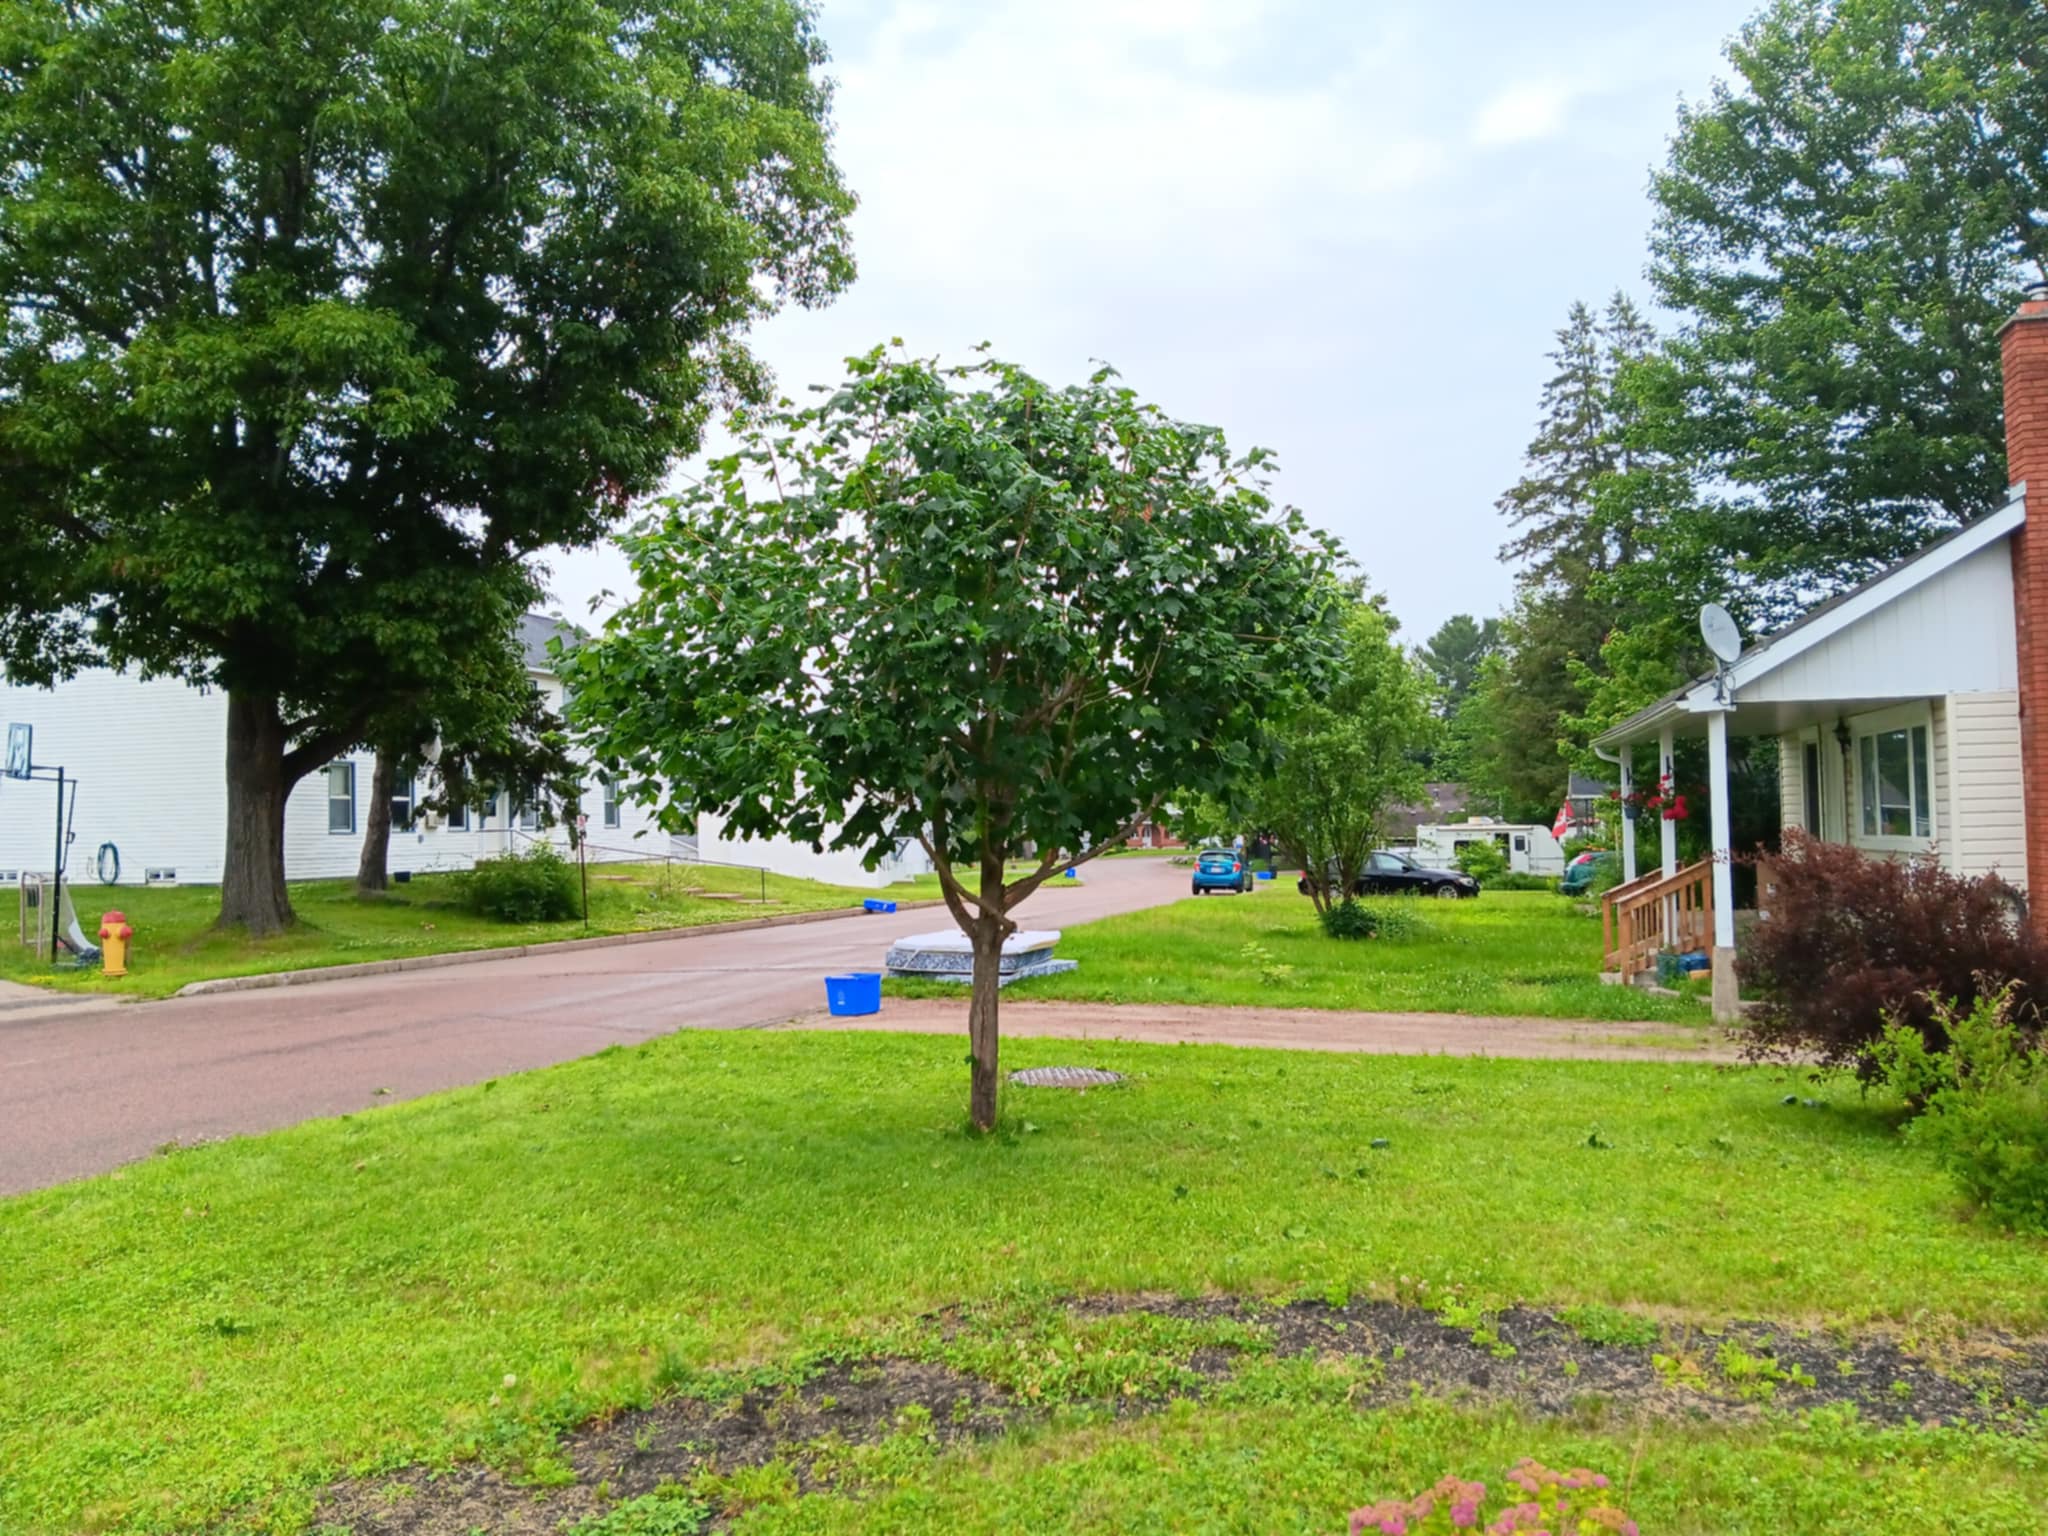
[546,0,1765,641]
[1470,81,1578,147]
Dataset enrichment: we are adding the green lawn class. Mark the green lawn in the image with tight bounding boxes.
[929,887,1704,1022]
[4,1028,2044,1534]
[731,1401,2045,1535]
[0,863,940,999]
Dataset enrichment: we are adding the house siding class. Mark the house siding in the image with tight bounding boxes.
[1739,541,2019,704]
[1944,690,2028,888]
[0,666,669,886]
[1778,731,1805,834]
[1932,696,1952,867]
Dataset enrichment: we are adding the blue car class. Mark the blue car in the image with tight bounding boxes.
[1191,847,1252,895]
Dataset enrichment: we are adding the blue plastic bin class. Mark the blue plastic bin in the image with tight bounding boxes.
[824,972,882,1016]
[1063,868,1077,879]
[1256,870,1276,881]
[863,898,898,914]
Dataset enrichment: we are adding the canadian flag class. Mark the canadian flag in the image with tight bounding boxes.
[1552,801,1574,841]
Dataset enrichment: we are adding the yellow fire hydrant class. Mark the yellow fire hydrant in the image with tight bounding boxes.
[99,910,132,978]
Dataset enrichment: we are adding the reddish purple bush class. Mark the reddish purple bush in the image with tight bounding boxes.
[1348,1460,1637,1535]
[1741,832,2047,1074]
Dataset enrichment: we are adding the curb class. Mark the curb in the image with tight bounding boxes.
[171,899,948,998]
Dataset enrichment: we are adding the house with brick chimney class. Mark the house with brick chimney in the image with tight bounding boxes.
[1591,281,2048,1022]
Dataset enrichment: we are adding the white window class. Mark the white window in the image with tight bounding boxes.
[517,798,540,831]
[390,776,414,833]
[326,763,355,835]
[477,792,497,830]
[1857,719,1933,841]
[603,776,621,829]
[445,797,467,831]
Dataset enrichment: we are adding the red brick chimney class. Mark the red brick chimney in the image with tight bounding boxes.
[2003,278,2048,920]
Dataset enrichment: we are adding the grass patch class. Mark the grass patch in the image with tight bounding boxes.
[2,1029,2042,1533]
[903,888,1704,1022]
[0,862,940,999]
[732,1397,2047,1535]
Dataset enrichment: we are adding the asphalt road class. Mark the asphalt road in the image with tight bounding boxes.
[0,856,1188,1195]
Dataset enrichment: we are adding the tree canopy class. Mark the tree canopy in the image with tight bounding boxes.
[1265,604,1433,915]
[1647,0,2047,620]
[0,0,853,930]
[562,348,1342,1128]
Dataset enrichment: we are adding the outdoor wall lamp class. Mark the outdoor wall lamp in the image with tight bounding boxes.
[1834,718,1852,755]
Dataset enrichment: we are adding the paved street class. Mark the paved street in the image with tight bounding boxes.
[0,857,1186,1194]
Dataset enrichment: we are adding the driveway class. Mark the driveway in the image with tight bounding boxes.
[0,857,1186,1195]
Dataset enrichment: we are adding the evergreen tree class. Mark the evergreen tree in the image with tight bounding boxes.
[1418,614,1500,716]
[1475,294,1668,815]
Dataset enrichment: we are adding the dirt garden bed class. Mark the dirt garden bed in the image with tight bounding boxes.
[319,1296,2048,1534]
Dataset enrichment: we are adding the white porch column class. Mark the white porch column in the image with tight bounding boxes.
[1706,708,1740,1022]
[1618,749,1637,882]
[1657,725,1677,878]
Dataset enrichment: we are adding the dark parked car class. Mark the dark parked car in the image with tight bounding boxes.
[1297,851,1479,900]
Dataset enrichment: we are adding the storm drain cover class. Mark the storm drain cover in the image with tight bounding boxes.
[1009,1066,1124,1088]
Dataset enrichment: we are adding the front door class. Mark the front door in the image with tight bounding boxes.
[1803,741,1822,835]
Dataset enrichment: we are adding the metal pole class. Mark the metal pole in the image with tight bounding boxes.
[580,834,589,929]
[50,767,63,967]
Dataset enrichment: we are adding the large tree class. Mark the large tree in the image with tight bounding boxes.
[1475,295,1667,816]
[1649,0,2047,622]
[1417,614,1499,717]
[0,0,852,932]
[562,349,1341,1130]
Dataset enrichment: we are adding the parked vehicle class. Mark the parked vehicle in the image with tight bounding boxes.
[1297,850,1479,900]
[1558,850,1617,896]
[1190,847,1252,895]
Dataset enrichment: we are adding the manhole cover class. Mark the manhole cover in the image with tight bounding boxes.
[1008,1066,1124,1088]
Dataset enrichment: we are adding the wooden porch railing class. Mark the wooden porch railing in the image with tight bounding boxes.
[1601,857,1714,978]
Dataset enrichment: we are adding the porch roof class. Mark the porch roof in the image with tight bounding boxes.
[1594,490,2026,750]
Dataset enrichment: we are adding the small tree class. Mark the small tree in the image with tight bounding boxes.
[564,349,1340,1129]
[1265,605,1434,915]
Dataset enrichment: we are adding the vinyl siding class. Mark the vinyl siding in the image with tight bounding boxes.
[1739,541,2019,704]
[1932,696,1951,865]
[1944,690,2027,888]
[0,667,670,886]
[1778,732,1805,834]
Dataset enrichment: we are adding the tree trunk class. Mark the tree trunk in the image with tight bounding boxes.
[218,691,296,936]
[356,748,395,894]
[967,919,1004,1131]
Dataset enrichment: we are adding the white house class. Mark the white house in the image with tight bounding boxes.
[696,815,935,890]
[1593,280,2048,1019]
[0,614,667,888]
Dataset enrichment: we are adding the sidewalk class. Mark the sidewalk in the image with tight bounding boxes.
[776,998,1745,1063]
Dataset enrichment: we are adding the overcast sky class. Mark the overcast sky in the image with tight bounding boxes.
[546,0,1761,646]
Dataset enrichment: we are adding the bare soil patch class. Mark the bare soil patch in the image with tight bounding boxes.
[318,1298,2048,1534]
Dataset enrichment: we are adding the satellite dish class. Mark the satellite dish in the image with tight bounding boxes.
[1700,603,1743,666]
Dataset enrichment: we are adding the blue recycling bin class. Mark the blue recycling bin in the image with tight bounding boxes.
[863,898,897,914]
[824,972,882,1016]
[1256,870,1276,881]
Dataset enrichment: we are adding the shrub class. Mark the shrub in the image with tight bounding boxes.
[455,844,580,924]
[1320,898,1379,941]
[1453,839,1508,883]
[1489,872,1557,893]
[1876,987,2048,1234]
[1349,1459,1637,1535]
[1739,831,2047,1075]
